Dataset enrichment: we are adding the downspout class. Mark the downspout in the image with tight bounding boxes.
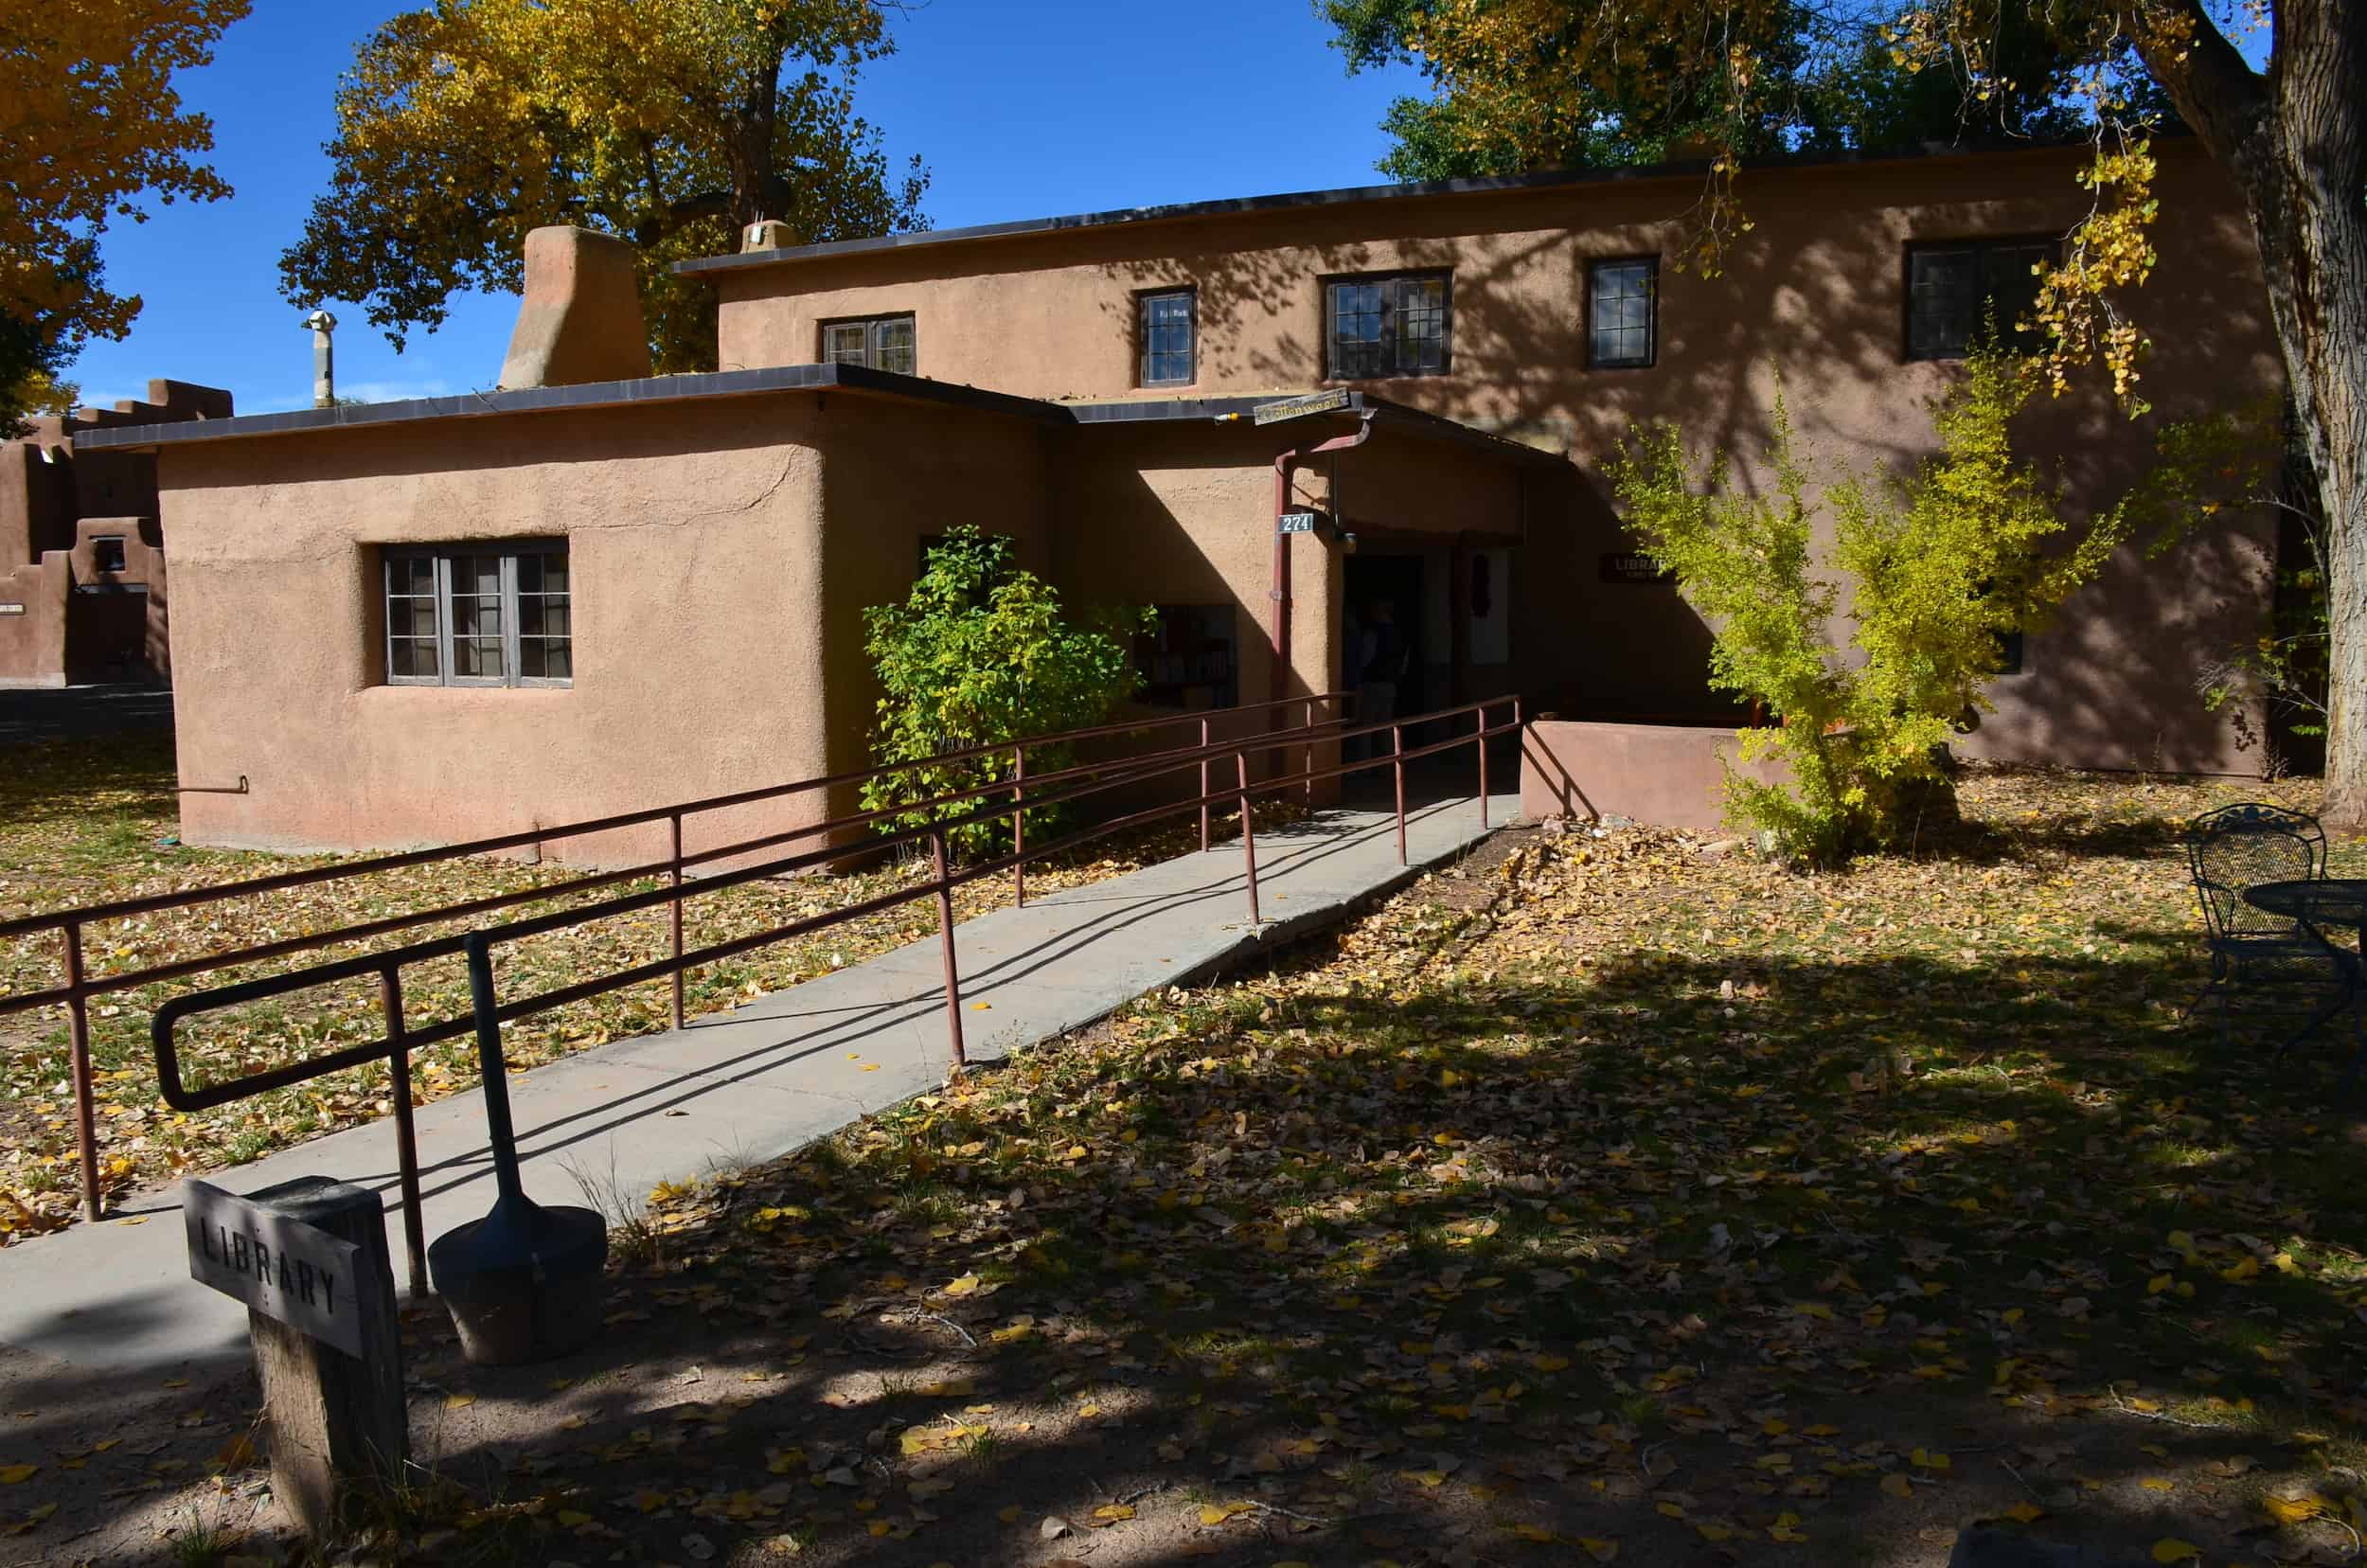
[1271,411,1377,711]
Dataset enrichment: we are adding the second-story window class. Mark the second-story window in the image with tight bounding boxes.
[1905,238,2056,360]
[1326,272,1450,380]
[1138,289,1197,386]
[1588,258,1658,369]
[822,314,917,375]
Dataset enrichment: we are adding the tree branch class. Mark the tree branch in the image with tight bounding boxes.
[2127,0,2271,167]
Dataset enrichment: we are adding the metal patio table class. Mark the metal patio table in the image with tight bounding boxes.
[2242,878,2367,1096]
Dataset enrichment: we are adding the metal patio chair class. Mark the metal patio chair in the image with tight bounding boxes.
[2184,802,2346,1043]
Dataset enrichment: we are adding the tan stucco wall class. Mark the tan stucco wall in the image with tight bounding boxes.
[718,140,2285,774]
[158,388,1065,865]
[162,397,834,865]
[0,553,67,689]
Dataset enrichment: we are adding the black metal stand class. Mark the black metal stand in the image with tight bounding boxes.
[425,935,609,1364]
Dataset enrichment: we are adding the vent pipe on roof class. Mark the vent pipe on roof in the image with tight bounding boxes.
[303,310,338,408]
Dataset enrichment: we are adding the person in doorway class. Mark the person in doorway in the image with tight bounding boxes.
[1355,599,1407,763]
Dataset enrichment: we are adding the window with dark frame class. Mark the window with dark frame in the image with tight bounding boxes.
[383,542,571,687]
[1588,258,1658,369]
[1134,605,1237,709]
[1905,238,2058,361]
[1138,289,1197,386]
[92,535,128,573]
[1326,272,1450,380]
[821,314,917,375]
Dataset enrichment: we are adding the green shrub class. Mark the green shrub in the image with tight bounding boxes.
[860,526,1148,860]
[1608,346,2125,864]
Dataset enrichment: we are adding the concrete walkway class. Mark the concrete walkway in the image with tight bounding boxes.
[0,793,1517,1377]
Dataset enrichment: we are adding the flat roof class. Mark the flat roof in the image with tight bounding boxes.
[73,365,1564,471]
[72,362,1065,451]
[673,134,2110,278]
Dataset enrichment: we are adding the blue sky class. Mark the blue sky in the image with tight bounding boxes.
[65,1,1427,417]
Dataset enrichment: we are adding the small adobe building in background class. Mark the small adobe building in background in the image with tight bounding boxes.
[1,381,231,689]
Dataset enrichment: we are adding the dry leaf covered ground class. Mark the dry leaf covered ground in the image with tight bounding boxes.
[0,730,1230,1241]
[7,760,2367,1566]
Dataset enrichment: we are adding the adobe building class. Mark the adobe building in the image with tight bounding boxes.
[0,380,231,687]
[78,135,2283,862]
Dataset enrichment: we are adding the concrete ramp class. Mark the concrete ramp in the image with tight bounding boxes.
[0,793,1515,1376]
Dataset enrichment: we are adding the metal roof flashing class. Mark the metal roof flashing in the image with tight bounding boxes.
[70,365,1561,473]
[672,134,2123,280]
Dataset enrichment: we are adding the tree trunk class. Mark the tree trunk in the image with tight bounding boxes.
[2139,0,2364,819]
[2246,0,2367,823]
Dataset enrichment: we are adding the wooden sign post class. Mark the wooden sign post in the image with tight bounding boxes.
[185,1176,405,1537]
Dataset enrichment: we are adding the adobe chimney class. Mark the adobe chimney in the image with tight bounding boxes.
[499,226,652,390]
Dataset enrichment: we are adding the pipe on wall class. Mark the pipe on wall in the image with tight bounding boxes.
[1269,413,1376,713]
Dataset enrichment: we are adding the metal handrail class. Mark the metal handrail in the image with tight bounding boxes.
[0,689,1349,1223]
[147,693,1520,1295]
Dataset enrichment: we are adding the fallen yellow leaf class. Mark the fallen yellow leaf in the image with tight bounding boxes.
[2151,1541,2199,1564]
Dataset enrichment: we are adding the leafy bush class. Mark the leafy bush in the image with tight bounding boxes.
[1608,346,2125,864]
[860,526,1148,860]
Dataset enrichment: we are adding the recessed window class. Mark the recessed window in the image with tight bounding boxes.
[821,314,917,375]
[92,536,128,573]
[1905,238,2057,361]
[1138,289,1197,387]
[383,543,570,687]
[1135,605,1237,708]
[1588,258,1658,369]
[1326,272,1450,380]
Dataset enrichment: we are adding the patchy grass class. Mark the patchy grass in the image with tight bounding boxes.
[0,729,1259,1239]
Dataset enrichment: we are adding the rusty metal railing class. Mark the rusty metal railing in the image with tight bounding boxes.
[0,692,1350,1227]
[142,693,1519,1296]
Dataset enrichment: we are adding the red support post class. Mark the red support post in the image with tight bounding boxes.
[1303,698,1316,804]
[1393,724,1408,865]
[1199,719,1212,852]
[1012,745,1027,908]
[1236,753,1261,925]
[1477,704,1490,829]
[379,967,429,1299]
[62,922,99,1222]
[931,828,968,1072]
[668,811,686,1030]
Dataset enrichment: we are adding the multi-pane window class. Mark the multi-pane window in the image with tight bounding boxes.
[1905,238,2057,360]
[384,543,571,687]
[1326,272,1450,379]
[821,314,917,374]
[1588,258,1658,369]
[1138,289,1197,386]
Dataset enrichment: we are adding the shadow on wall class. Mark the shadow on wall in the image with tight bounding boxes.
[1091,160,2283,775]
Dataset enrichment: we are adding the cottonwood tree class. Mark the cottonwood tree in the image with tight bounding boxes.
[279,0,929,374]
[0,0,249,433]
[1336,0,2364,820]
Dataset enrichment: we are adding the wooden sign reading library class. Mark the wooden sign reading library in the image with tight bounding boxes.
[183,1178,373,1356]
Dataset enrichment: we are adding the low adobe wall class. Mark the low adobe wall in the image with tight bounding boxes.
[1519,719,1788,834]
